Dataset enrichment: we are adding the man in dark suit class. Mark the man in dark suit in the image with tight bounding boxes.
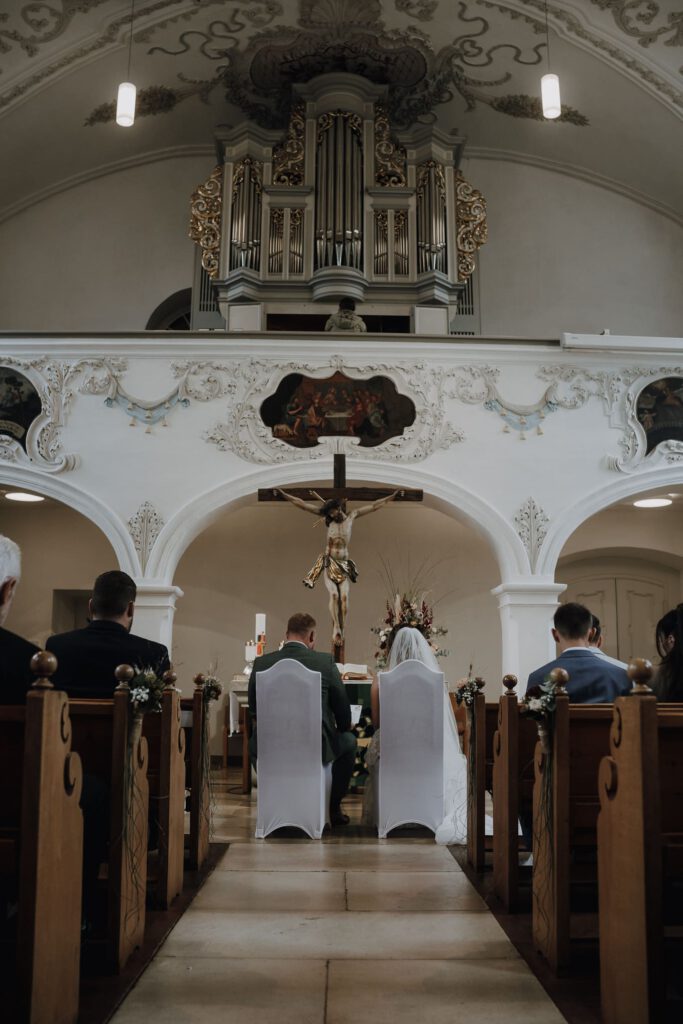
[0,534,39,702]
[248,611,357,826]
[47,570,170,697]
[526,602,631,702]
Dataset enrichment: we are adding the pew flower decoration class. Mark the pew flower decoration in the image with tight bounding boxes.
[519,678,559,723]
[201,674,223,701]
[128,668,166,713]
[455,674,484,707]
[372,593,448,669]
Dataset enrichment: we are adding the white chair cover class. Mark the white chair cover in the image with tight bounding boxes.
[255,659,332,839]
[377,659,444,838]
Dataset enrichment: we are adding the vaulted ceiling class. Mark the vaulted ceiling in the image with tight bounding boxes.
[1,1,681,224]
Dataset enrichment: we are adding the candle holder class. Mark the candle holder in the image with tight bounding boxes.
[244,640,258,676]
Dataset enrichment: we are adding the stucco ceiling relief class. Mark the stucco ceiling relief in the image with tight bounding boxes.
[80,0,589,128]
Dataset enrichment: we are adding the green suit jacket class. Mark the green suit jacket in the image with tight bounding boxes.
[248,642,351,764]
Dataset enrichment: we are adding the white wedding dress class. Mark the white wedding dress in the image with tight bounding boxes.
[362,628,468,845]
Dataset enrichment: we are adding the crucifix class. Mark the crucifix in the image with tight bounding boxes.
[258,453,423,661]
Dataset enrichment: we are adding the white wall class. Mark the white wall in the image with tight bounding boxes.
[0,501,115,646]
[461,157,683,338]
[0,155,213,331]
[0,155,681,336]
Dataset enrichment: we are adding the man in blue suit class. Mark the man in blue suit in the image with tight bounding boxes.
[526,602,631,702]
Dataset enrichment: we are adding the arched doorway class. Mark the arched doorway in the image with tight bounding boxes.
[556,488,683,663]
[0,486,118,647]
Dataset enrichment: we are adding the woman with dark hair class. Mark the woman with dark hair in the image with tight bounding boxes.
[653,604,683,701]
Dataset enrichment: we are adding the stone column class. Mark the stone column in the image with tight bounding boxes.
[132,583,184,653]
[491,580,567,691]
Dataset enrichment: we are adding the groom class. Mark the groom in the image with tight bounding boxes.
[248,612,357,826]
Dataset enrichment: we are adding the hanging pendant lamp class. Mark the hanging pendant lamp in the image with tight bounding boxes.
[116,0,137,127]
[541,1,561,120]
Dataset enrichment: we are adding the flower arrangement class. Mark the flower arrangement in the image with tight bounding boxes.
[202,674,223,702]
[520,680,558,722]
[128,668,167,714]
[371,592,448,669]
[193,672,223,702]
[455,673,484,707]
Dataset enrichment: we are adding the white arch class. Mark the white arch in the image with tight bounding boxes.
[537,466,683,577]
[146,460,529,584]
[0,465,140,575]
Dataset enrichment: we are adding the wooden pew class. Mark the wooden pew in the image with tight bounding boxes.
[0,652,83,1024]
[531,669,614,972]
[139,669,186,909]
[67,669,148,972]
[181,674,211,872]
[464,682,499,871]
[491,674,538,911]
[598,662,683,1024]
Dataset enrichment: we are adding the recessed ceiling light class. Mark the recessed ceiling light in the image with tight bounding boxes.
[4,491,45,503]
[633,497,672,508]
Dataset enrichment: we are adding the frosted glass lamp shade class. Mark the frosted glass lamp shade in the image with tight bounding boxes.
[116,82,136,127]
[541,74,561,119]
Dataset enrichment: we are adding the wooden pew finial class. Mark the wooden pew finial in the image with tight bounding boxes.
[115,664,135,690]
[548,667,569,693]
[163,668,178,690]
[30,650,57,689]
[627,657,653,694]
[193,673,206,691]
[502,674,518,693]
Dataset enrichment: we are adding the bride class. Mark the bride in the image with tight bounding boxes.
[361,624,467,845]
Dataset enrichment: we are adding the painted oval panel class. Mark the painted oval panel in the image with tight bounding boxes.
[636,377,683,454]
[0,368,41,452]
[260,371,416,448]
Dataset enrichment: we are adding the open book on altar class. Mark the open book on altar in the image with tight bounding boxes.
[336,663,371,680]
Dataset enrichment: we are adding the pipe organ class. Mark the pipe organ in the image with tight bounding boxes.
[190,74,487,326]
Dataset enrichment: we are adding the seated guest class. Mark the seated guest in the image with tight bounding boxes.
[588,614,628,669]
[526,602,630,702]
[652,605,683,701]
[47,570,170,697]
[0,534,39,702]
[248,612,356,826]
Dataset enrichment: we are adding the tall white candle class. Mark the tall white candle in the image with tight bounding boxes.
[255,613,266,638]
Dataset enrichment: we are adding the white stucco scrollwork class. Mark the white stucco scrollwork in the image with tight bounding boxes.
[128,501,165,573]
[202,355,465,464]
[514,497,550,571]
[0,358,126,472]
[451,364,605,438]
[537,365,683,472]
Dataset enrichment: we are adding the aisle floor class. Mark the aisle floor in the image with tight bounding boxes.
[111,779,567,1024]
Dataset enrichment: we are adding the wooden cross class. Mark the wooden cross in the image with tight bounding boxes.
[259,454,423,661]
[258,453,423,508]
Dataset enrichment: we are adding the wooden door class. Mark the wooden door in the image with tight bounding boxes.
[562,577,619,659]
[615,577,667,663]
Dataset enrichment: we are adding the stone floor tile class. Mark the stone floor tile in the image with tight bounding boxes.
[326,959,567,1023]
[216,841,460,873]
[346,870,486,912]
[161,910,517,961]
[110,957,326,1024]
[191,870,346,912]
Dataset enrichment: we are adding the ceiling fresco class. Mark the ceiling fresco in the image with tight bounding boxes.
[0,1,681,221]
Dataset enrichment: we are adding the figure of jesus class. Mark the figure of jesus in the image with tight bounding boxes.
[276,488,402,651]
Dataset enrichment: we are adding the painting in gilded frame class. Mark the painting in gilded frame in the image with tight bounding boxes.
[260,371,416,448]
[0,368,41,452]
[636,377,683,454]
